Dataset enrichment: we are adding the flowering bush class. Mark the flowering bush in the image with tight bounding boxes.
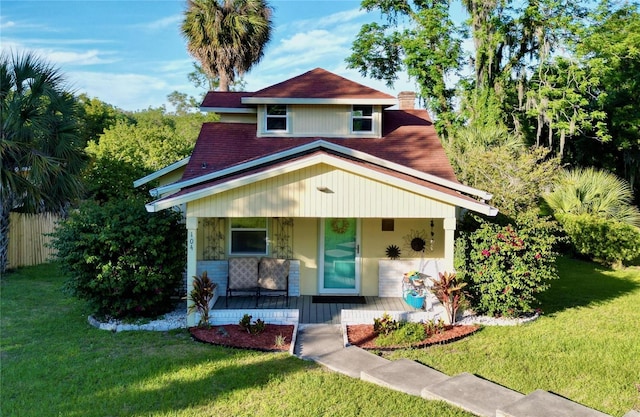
[455,213,560,317]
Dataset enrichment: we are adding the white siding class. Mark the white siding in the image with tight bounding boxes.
[187,164,457,218]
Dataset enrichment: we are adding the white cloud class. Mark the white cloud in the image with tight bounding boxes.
[284,7,366,32]
[134,14,183,32]
[69,71,177,111]
[47,49,118,66]
[0,19,16,30]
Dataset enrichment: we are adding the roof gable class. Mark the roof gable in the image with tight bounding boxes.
[147,150,496,216]
[247,68,395,100]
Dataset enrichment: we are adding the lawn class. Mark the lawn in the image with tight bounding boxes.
[2,260,638,416]
[385,257,640,416]
[0,263,472,417]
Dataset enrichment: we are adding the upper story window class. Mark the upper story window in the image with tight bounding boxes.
[266,105,288,131]
[230,218,268,255]
[352,105,373,132]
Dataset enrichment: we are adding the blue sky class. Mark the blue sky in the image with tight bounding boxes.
[0,0,450,112]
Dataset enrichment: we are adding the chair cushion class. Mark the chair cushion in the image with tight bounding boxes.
[228,257,259,289]
[258,258,290,290]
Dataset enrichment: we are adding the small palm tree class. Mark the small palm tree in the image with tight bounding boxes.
[544,167,640,227]
[182,0,273,92]
[0,52,86,273]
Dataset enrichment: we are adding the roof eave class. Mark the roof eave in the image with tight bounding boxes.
[199,107,256,114]
[145,153,498,216]
[242,97,397,106]
[133,157,190,188]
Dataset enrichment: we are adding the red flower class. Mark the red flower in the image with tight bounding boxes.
[535,253,542,260]
[481,249,491,257]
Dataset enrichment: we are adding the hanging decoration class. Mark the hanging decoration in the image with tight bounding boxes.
[331,219,350,234]
[430,219,435,251]
[403,229,428,255]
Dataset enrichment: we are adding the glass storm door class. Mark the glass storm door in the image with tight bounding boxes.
[320,218,360,294]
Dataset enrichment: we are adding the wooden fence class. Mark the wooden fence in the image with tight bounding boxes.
[8,212,61,269]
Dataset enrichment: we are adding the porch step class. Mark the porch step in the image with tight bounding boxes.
[496,389,613,417]
[623,411,640,417]
[294,324,389,379]
[421,372,524,417]
[360,359,450,397]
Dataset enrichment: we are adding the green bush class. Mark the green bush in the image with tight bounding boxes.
[557,213,640,267]
[375,321,426,347]
[50,197,186,319]
[455,213,559,317]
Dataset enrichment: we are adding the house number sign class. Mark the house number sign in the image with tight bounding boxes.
[189,231,195,251]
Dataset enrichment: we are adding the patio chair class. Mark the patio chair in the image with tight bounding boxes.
[226,257,260,307]
[258,258,290,304]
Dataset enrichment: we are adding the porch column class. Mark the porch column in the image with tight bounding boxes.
[443,217,456,272]
[186,216,198,327]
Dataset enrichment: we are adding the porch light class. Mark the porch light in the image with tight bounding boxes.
[201,162,207,169]
[316,186,334,193]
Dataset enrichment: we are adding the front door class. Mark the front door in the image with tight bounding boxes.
[319,218,360,294]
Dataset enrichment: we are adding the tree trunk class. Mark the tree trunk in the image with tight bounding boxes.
[0,195,13,274]
[218,72,230,92]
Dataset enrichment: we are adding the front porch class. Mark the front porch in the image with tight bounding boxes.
[212,295,422,324]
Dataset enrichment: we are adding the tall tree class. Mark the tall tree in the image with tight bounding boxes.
[181,0,273,92]
[347,0,463,136]
[0,52,86,273]
[574,2,640,192]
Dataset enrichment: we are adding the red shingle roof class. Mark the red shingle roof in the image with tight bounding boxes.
[200,92,253,108]
[181,109,458,183]
[250,68,396,100]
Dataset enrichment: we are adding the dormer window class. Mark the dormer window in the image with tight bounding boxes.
[266,105,288,131]
[352,105,373,132]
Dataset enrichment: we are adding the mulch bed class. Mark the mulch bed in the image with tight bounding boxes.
[189,324,294,352]
[346,324,481,351]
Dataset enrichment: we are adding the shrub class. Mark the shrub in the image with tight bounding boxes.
[50,197,185,319]
[373,312,399,335]
[455,212,559,317]
[239,314,266,335]
[557,213,640,267]
[429,271,468,324]
[188,271,217,327]
[375,321,426,347]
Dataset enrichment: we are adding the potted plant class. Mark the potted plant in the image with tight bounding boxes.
[188,271,217,327]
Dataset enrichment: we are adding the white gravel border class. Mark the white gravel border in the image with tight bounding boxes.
[89,308,541,332]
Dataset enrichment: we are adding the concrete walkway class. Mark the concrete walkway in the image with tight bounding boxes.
[294,324,626,417]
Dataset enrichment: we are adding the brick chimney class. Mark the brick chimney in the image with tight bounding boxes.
[398,91,416,110]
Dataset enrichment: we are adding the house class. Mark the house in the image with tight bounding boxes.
[141,68,497,326]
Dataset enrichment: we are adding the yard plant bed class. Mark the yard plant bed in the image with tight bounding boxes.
[347,324,480,350]
[189,324,294,352]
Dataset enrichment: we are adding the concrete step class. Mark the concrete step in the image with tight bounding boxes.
[623,411,640,417]
[361,359,450,397]
[421,372,524,417]
[317,346,390,378]
[497,389,613,417]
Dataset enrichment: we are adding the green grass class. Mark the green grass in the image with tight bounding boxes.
[1,263,473,417]
[386,257,640,416]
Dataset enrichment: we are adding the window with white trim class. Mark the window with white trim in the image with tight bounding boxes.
[229,218,268,255]
[265,105,287,131]
[352,105,373,132]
